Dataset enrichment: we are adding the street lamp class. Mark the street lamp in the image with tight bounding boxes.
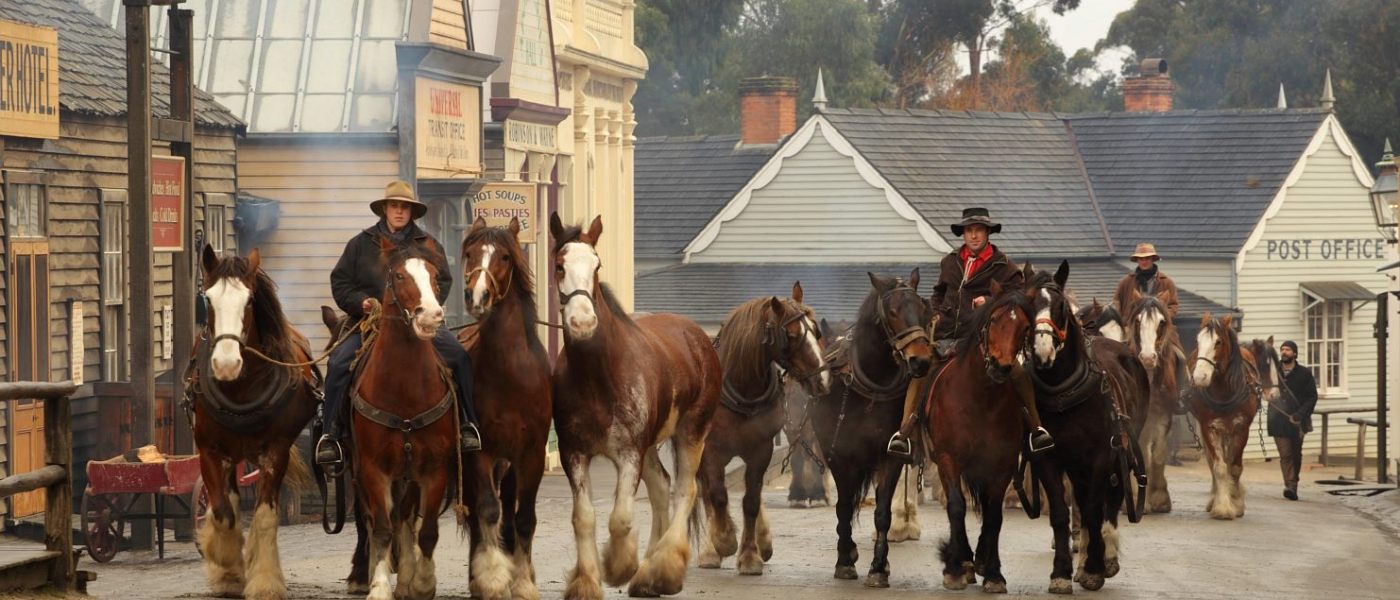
[1371,139,1398,243]
[1370,139,1399,485]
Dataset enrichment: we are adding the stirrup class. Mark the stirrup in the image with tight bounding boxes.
[1028,427,1056,455]
[460,422,483,453]
[886,432,913,459]
[315,434,345,476]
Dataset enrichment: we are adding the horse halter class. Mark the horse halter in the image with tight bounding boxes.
[1033,284,1070,355]
[766,303,823,380]
[465,263,513,307]
[875,280,930,366]
[980,294,1031,382]
[383,270,421,324]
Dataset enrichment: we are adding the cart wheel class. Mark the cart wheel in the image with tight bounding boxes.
[192,478,209,557]
[81,488,125,563]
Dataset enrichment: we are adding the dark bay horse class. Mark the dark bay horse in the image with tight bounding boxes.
[1076,299,1124,343]
[1124,295,1185,514]
[549,214,721,599]
[923,268,1034,593]
[459,217,553,600]
[784,319,846,508]
[1188,314,1261,520]
[810,270,933,588]
[1027,263,1149,593]
[191,246,318,600]
[697,283,829,575]
[351,237,458,599]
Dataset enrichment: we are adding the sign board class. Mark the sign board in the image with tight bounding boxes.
[152,156,186,252]
[470,182,538,243]
[70,300,83,385]
[415,77,482,176]
[0,19,60,139]
[505,120,558,153]
[162,305,173,360]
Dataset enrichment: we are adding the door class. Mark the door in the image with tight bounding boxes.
[9,241,50,518]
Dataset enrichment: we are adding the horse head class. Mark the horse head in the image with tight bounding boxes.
[866,269,933,378]
[1192,313,1237,388]
[463,217,529,319]
[201,245,264,381]
[378,236,445,340]
[1250,336,1283,404]
[1030,261,1075,369]
[770,282,830,396]
[1127,296,1171,370]
[550,213,605,340]
[975,263,1036,383]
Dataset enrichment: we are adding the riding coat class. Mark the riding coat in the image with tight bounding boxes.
[1112,268,1179,318]
[330,221,453,322]
[1269,362,1319,437]
[930,245,1023,341]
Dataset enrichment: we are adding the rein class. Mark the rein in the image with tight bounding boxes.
[1190,340,1262,413]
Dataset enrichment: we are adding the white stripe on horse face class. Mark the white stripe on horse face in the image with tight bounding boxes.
[1136,307,1161,365]
[1100,320,1124,343]
[560,242,600,339]
[802,315,829,390]
[1193,327,1218,387]
[1034,289,1057,364]
[206,277,250,381]
[470,244,496,311]
[404,258,443,339]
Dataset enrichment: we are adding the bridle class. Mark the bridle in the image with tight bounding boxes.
[766,302,825,385]
[980,293,1032,383]
[1033,283,1071,356]
[465,261,514,309]
[383,261,437,325]
[874,280,930,368]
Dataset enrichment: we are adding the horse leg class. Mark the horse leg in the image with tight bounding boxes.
[393,486,422,600]
[640,445,672,557]
[1203,420,1236,520]
[1037,463,1073,595]
[695,444,733,569]
[865,461,903,588]
[1229,420,1250,518]
[409,469,447,600]
[1102,501,1123,579]
[564,452,603,600]
[510,448,547,600]
[787,446,810,508]
[936,459,972,590]
[600,452,642,588]
[1142,405,1173,513]
[361,472,397,600]
[196,454,245,597]
[737,442,774,576]
[976,479,1009,593]
[499,466,520,556]
[629,428,704,598]
[830,464,860,580]
[349,495,371,594]
[470,455,514,600]
[243,452,293,600]
[1072,475,1108,591]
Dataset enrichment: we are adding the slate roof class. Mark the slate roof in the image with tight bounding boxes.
[635,260,1232,327]
[634,135,778,259]
[1066,109,1329,257]
[0,0,243,129]
[819,109,1111,258]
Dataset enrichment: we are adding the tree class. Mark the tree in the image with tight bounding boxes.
[632,0,745,136]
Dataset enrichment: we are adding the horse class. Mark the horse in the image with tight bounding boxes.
[457,217,554,600]
[809,270,933,588]
[189,245,318,600]
[784,319,844,509]
[1188,313,1261,520]
[696,283,829,575]
[923,267,1034,593]
[549,214,722,599]
[349,236,459,600]
[1076,299,1125,343]
[1026,263,1150,593]
[1123,295,1186,514]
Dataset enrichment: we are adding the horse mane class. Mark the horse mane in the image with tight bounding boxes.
[207,253,301,361]
[1212,318,1246,381]
[463,225,541,347]
[957,286,1032,356]
[1127,295,1183,390]
[719,298,782,386]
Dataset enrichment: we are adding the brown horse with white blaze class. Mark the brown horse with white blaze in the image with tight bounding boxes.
[1188,313,1261,520]
[550,214,722,599]
[459,217,554,600]
[1124,295,1185,513]
[696,283,829,575]
[190,246,318,600]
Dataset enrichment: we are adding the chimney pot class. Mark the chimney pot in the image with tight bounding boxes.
[1123,57,1174,112]
[739,76,799,145]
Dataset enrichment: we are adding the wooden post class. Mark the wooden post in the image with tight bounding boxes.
[126,0,156,550]
[43,396,73,590]
[168,6,196,456]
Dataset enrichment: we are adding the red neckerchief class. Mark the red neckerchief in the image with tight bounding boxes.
[959,243,996,279]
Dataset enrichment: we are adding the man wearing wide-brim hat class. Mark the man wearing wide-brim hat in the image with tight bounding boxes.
[1113,242,1179,319]
[887,207,1055,459]
[315,180,482,469]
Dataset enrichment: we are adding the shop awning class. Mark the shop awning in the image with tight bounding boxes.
[1299,281,1377,302]
[1377,259,1400,272]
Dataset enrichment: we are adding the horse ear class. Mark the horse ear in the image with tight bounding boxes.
[549,212,565,242]
[508,216,521,237]
[378,234,395,254]
[586,215,604,244]
[1054,260,1069,289]
[321,305,341,335]
[769,296,785,316]
[246,248,261,275]
[469,218,487,235]
[1022,262,1034,279]
[1267,334,1275,347]
[792,281,804,304]
[201,243,218,276]
[867,272,884,290]
[989,278,1004,298]
[820,318,833,338]
[1222,314,1234,330]
[1200,311,1212,327]
[1092,298,1101,309]
[908,267,920,291]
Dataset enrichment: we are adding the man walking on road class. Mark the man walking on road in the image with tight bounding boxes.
[1271,340,1318,501]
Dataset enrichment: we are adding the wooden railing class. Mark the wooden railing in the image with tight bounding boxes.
[0,381,79,591]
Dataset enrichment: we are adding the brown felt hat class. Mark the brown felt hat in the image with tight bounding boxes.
[950,207,1002,236]
[1130,242,1160,260]
[370,180,428,219]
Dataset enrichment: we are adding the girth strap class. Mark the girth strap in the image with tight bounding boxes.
[352,388,455,433]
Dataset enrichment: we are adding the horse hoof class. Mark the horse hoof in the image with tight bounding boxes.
[943,573,968,591]
[347,581,370,595]
[696,550,722,569]
[1080,574,1105,591]
[788,500,807,509]
[1148,500,1171,514]
[834,565,859,580]
[982,580,1007,594]
[737,553,764,576]
[1049,578,1074,594]
[1104,558,1120,578]
[865,572,890,588]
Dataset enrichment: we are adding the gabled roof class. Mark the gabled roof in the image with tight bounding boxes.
[819,109,1111,258]
[634,134,778,259]
[1066,109,1331,257]
[635,260,1231,326]
[0,0,243,129]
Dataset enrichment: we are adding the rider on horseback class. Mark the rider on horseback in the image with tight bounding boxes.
[315,180,482,469]
[886,207,1055,459]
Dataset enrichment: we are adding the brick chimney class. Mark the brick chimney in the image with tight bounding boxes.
[1123,58,1174,112]
[739,76,798,145]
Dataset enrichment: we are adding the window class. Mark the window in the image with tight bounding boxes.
[205,196,227,253]
[4,172,47,238]
[101,190,129,382]
[1302,293,1346,394]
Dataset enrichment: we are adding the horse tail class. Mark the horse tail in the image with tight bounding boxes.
[963,479,984,516]
[282,445,314,499]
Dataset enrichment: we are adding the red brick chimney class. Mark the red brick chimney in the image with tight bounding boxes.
[1123,58,1174,112]
[739,77,798,145]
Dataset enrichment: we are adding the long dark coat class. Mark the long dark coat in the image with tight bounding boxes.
[330,221,453,322]
[930,245,1023,341]
[1269,362,1319,437]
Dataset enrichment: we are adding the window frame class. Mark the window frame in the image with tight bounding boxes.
[4,170,50,240]
[100,189,130,382]
[1301,291,1347,396]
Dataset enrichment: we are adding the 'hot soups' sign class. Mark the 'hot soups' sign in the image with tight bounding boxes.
[470,183,537,243]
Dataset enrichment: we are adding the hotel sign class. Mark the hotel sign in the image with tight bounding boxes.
[152,156,186,252]
[415,77,482,176]
[470,182,537,243]
[0,19,60,139]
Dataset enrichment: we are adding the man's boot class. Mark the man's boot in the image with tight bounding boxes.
[1012,366,1055,455]
[315,426,345,475]
[887,372,929,460]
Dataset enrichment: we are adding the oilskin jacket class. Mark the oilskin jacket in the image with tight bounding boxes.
[1113,270,1180,318]
[330,221,453,323]
[930,246,1023,341]
[1269,362,1320,437]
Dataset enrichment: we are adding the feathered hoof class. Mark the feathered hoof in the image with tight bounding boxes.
[1079,574,1105,591]
[511,577,541,600]
[963,562,978,585]
[942,572,969,591]
[834,564,859,580]
[564,568,604,600]
[737,551,764,576]
[1049,577,1074,594]
[1104,558,1120,578]
[865,571,889,588]
[244,579,287,600]
[208,578,245,599]
[602,534,641,587]
[696,548,722,569]
[347,580,371,595]
[628,547,687,597]
[982,580,1008,594]
[788,499,809,509]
